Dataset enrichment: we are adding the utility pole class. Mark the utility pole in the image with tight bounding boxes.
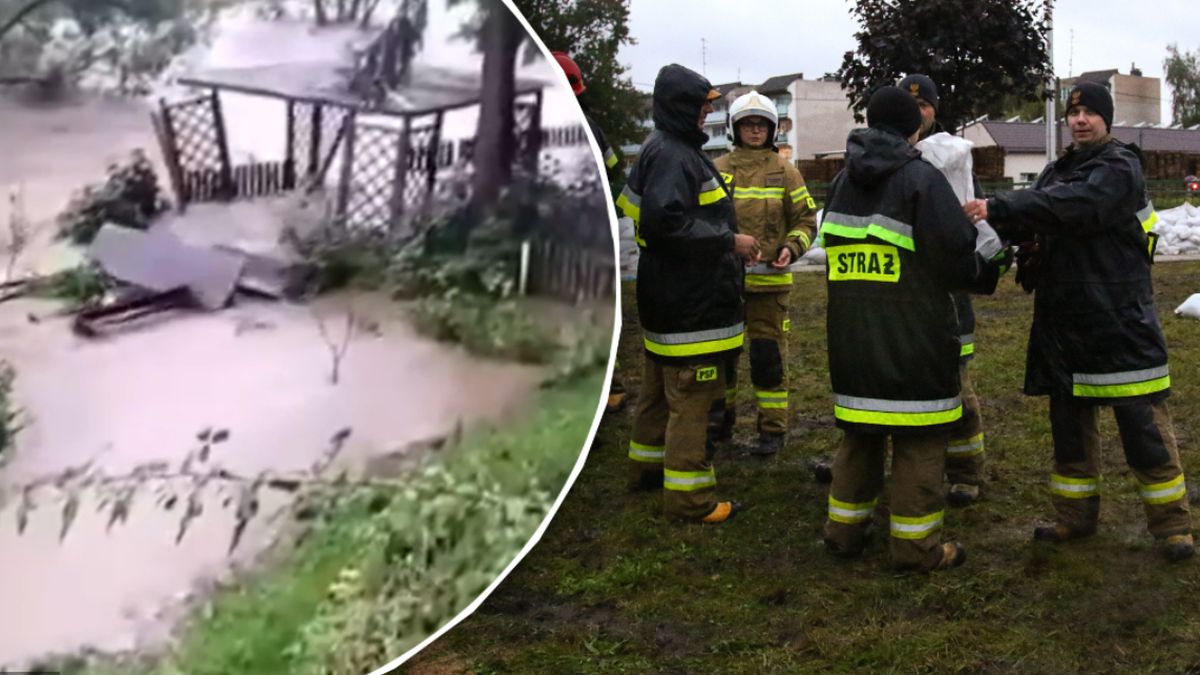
[702,37,707,76]
[1045,4,1057,164]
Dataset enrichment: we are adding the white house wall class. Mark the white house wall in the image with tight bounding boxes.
[788,79,861,160]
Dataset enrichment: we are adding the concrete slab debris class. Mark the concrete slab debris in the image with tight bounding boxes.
[88,224,245,311]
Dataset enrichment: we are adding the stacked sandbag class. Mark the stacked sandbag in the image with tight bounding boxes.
[1151,203,1200,256]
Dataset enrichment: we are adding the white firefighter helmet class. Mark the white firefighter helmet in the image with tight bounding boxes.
[727,90,778,147]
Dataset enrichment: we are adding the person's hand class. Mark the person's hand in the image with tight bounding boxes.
[772,247,793,268]
[734,234,760,265]
[964,199,988,224]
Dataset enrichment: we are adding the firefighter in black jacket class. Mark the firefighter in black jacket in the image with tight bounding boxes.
[820,87,1005,572]
[966,81,1194,562]
[617,63,761,523]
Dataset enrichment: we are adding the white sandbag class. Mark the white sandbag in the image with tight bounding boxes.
[1184,202,1200,218]
[915,132,1000,256]
[1176,293,1200,319]
[916,133,976,204]
[802,246,827,265]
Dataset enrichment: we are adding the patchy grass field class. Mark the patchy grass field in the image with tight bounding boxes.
[406,262,1200,675]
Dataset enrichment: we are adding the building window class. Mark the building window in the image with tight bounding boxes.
[1020,172,1038,182]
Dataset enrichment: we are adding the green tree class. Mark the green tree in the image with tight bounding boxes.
[511,0,641,153]
[1165,43,1200,128]
[836,0,1053,133]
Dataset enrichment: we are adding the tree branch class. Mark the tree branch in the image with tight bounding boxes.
[0,0,57,42]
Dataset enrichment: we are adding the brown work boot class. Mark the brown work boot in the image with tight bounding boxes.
[700,501,745,523]
[932,542,967,571]
[1161,534,1195,563]
[606,392,628,415]
[947,483,980,508]
[1032,521,1097,543]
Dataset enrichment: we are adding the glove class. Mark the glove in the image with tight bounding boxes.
[990,247,1014,283]
[1013,238,1042,294]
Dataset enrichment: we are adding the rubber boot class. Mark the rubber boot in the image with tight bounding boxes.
[750,431,785,456]
[1162,534,1195,563]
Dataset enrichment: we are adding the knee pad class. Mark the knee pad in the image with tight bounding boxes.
[749,338,784,389]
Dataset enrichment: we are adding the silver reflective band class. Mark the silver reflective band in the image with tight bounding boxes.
[620,185,642,207]
[643,322,744,345]
[947,439,984,455]
[745,262,790,275]
[822,211,913,240]
[890,515,943,533]
[664,475,715,486]
[830,504,873,519]
[1142,483,1185,500]
[629,447,664,460]
[1073,365,1169,386]
[834,394,962,413]
[699,177,722,193]
[960,333,974,345]
[1050,480,1095,493]
[1137,203,1155,223]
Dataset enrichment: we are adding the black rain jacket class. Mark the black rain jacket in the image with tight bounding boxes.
[822,127,997,435]
[616,64,744,366]
[987,139,1168,404]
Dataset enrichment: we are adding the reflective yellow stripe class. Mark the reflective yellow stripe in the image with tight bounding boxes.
[821,212,915,251]
[604,148,618,168]
[828,496,877,524]
[1050,474,1098,498]
[628,441,665,463]
[1138,202,1158,233]
[1140,474,1185,505]
[782,318,790,332]
[733,186,785,200]
[756,391,787,409]
[1072,376,1171,398]
[746,273,793,286]
[699,188,726,205]
[960,342,975,357]
[663,468,716,491]
[645,333,743,357]
[788,231,811,249]
[725,387,737,403]
[791,186,810,203]
[836,405,962,426]
[947,433,984,456]
[890,511,944,539]
[720,172,733,185]
[616,187,641,221]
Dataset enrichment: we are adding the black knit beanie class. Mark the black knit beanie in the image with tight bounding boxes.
[1065,81,1114,132]
[867,86,922,139]
[898,74,938,110]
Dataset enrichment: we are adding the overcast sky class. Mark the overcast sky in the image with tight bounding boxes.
[618,0,1195,124]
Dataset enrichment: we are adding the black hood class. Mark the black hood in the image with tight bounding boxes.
[845,127,921,188]
[653,64,713,148]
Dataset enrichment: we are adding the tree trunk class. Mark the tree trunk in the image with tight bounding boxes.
[312,0,327,25]
[469,0,523,214]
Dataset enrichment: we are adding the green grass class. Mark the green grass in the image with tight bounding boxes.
[63,368,607,675]
[405,263,1200,675]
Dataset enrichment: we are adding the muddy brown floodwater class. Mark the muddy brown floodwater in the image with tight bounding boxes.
[0,95,544,668]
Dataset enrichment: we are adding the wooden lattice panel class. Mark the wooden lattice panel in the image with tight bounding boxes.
[292,103,353,188]
[167,96,223,173]
[345,123,402,230]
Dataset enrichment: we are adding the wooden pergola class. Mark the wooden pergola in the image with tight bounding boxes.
[152,15,549,230]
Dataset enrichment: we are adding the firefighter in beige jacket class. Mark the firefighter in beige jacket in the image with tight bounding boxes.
[713,91,817,454]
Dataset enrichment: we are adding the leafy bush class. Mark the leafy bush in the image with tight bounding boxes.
[28,263,111,308]
[407,290,555,364]
[56,149,169,245]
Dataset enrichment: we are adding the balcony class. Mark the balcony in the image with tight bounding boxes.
[705,110,728,125]
[703,135,731,152]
